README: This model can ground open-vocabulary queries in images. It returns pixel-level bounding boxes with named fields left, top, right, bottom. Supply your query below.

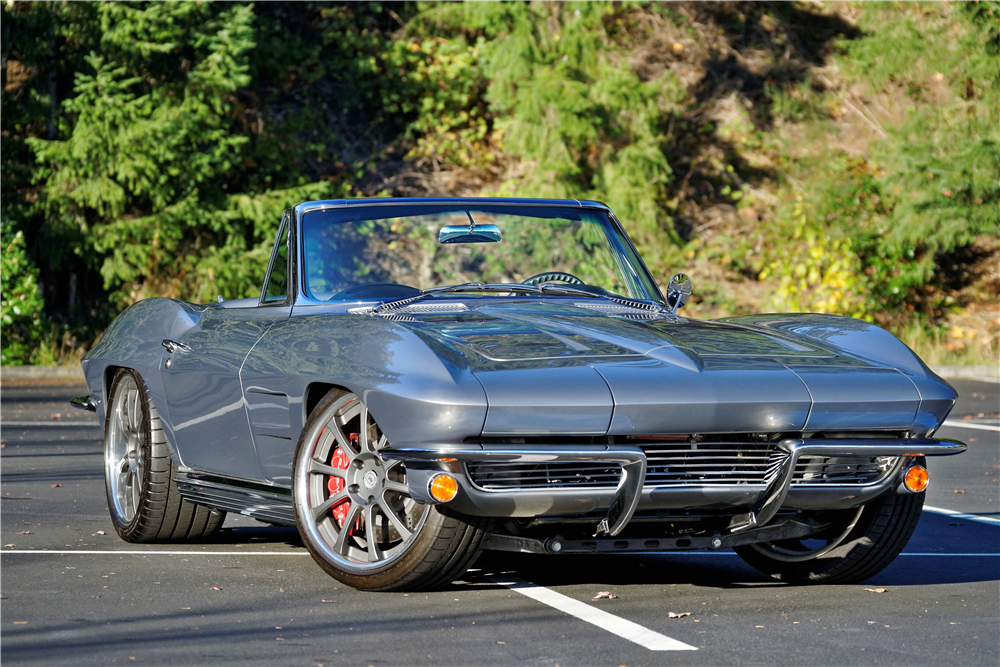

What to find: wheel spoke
left=131, top=473, right=141, bottom=513
left=117, top=406, right=129, bottom=441
left=332, top=503, right=362, bottom=555
left=358, top=406, right=376, bottom=454
left=364, top=505, right=384, bottom=562
left=116, top=463, right=129, bottom=494
left=311, top=491, right=348, bottom=521
left=337, top=401, right=362, bottom=428
left=124, top=389, right=135, bottom=435
left=376, top=494, right=412, bottom=540
left=116, top=471, right=128, bottom=510
left=331, top=426, right=358, bottom=460
left=312, top=426, right=335, bottom=460
left=124, top=472, right=135, bottom=518
left=308, top=459, right=347, bottom=478
left=383, top=480, right=408, bottom=494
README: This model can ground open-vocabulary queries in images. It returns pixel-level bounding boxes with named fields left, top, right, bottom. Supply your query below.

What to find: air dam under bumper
left=383, top=438, right=967, bottom=536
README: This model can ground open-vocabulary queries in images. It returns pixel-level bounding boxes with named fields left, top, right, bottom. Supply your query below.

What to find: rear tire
left=293, top=388, right=491, bottom=591
left=104, top=368, right=226, bottom=542
left=734, top=484, right=924, bottom=584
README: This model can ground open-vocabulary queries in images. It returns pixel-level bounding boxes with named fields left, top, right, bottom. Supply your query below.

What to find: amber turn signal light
left=904, top=465, right=929, bottom=493
left=429, top=474, right=459, bottom=503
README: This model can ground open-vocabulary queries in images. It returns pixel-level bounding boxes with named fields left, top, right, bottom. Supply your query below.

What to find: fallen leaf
left=51, top=413, right=61, bottom=421
left=668, top=612, right=691, bottom=618
left=953, top=489, right=967, bottom=494
left=51, top=484, right=62, bottom=488
left=19, top=531, right=30, bottom=535
left=593, top=591, right=618, bottom=600
left=864, top=588, right=887, bottom=593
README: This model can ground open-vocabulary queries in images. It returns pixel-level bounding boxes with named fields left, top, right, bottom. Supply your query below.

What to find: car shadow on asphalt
left=466, top=511, right=999, bottom=590
left=211, top=523, right=304, bottom=549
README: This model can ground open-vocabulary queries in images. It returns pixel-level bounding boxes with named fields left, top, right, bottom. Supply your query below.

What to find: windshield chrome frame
left=289, top=198, right=665, bottom=308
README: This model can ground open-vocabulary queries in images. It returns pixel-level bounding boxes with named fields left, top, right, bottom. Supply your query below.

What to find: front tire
left=293, top=389, right=491, bottom=591
left=104, top=368, right=225, bottom=542
left=734, top=484, right=924, bottom=584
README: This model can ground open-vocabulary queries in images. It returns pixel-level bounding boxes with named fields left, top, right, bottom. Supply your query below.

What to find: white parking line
left=942, top=420, right=1000, bottom=433
left=924, top=505, right=1000, bottom=526
left=0, top=421, right=99, bottom=427
left=485, top=573, right=697, bottom=651
left=5, top=550, right=992, bottom=557
left=1, top=550, right=309, bottom=555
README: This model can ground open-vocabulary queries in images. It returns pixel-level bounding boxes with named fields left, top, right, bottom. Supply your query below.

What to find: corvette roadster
left=73, top=197, right=965, bottom=591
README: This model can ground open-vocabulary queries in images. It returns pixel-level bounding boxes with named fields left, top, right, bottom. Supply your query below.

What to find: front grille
left=465, top=439, right=897, bottom=491
left=791, top=456, right=893, bottom=485
left=467, top=462, right=621, bottom=490
left=642, top=442, right=776, bottom=486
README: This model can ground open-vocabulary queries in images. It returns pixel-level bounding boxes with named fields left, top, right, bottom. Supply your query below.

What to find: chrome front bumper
left=384, top=437, right=967, bottom=536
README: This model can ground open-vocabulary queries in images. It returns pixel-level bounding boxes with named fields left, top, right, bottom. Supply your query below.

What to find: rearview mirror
left=666, top=273, right=692, bottom=313
left=438, top=224, right=502, bottom=244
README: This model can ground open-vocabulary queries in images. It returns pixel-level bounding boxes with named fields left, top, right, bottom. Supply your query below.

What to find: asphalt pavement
left=1, top=378, right=997, bottom=666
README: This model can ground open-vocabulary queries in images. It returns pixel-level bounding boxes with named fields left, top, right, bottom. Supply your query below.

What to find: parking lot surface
left=2, top=378, right=997, bottom=666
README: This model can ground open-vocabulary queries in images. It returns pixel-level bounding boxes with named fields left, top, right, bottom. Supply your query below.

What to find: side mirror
left=665, top=273, right=692, bottom=313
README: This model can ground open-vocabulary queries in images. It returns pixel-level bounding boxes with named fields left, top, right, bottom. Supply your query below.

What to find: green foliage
left=840, top=1, right=1000, bottom=273
left=1, top=220, right=46, bottom=365
left=379, top=37, right=492, bottom=167
left=27, top=2, right=332, bottom=308
left=453, top=2, right=685, bottom=273
left=4, top=0, right=997, bottom=365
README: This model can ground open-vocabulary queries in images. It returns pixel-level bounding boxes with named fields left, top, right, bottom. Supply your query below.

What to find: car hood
left=385, top=299, right=945, bottom=436
left=402, top=300, right=835, bottom=362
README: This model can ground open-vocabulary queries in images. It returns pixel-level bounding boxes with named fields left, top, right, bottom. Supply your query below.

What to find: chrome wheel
left=294, top=393, right=428, bottom=573
left=105, top=374, right=147, bottom=523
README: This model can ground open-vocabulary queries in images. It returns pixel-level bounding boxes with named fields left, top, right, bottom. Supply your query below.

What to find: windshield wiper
left=370, top=281, right=666, bottom=315
left=372, top=283, right=546, bottom=314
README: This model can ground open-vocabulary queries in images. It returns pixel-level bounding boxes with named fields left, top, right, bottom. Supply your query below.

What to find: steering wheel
left=520, top=271, right=585, bottom=286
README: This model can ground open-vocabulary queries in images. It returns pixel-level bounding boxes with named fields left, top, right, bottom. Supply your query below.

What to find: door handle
left=162, top=339, right=192, bottom=354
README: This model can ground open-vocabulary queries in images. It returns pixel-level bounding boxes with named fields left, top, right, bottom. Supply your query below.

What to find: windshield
left=300, top=204, right=660, bottom=302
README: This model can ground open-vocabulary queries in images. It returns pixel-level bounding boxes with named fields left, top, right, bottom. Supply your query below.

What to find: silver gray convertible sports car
left=73, top=198, right=966, bottom=591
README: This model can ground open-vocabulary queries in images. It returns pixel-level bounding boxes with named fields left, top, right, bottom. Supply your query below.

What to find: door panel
left=160, top=306, right=289, bottom=481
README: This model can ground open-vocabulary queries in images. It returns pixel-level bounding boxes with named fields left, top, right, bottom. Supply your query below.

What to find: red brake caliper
left=326, top=433, right=359, bottom=528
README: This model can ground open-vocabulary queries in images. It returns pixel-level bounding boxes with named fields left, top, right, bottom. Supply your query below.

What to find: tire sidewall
left=104, top=368, right=153, bottom=541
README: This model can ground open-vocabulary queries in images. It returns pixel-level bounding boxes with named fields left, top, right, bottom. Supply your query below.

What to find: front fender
left=81, top=297, right=203, bottom=448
